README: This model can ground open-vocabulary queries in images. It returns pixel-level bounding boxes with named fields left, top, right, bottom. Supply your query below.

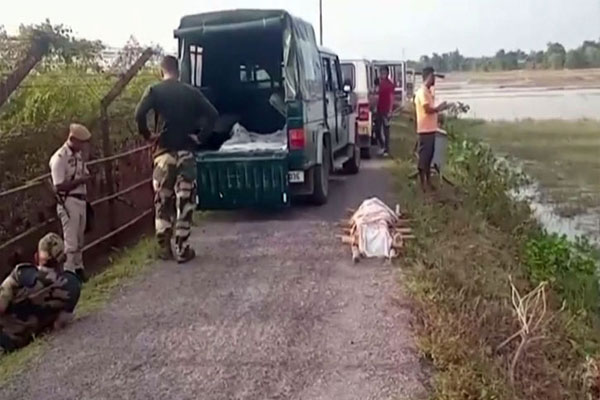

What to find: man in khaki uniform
left=0, top=233, right=82, bottom=353
left=49, top=124, right=93, bottom=282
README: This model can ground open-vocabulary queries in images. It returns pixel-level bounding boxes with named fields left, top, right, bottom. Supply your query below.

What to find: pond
left=513, top=183, right=600, bottom=245
left=438, top=84, right=600, bottom=243
left=438, top=86, right=600, bottom=121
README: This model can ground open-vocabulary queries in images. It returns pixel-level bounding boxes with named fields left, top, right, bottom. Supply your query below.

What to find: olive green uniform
left=135, top=79, right=217, bottom=258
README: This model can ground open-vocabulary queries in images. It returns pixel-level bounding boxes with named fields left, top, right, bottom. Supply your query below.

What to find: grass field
left=455, top=118, right=600, bottom=218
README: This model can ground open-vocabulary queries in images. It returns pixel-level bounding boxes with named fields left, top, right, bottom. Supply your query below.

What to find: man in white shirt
left=49, top=124, right=93, bottom=282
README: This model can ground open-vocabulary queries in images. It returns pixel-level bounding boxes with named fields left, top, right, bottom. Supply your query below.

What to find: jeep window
left=240, top=65, right=249, bottom=82
left=239, top=64, right=276, bottom=89
left=392, top=67, right=403, bottom=87
left=322, top=57, right=333, bottom=91
left=332, top=58, right=342, bottom=91
left=190, top=45, right=203, bottom=87
left=256, top=69, right=270, bottom=82
left=341, top=63, right=356, bottom=90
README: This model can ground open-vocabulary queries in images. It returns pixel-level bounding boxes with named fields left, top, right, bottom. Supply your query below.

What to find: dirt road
left=0, top=159, right=427, bottom=400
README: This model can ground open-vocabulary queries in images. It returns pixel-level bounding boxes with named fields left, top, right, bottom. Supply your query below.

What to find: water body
left=437, top=86, right=600, bottom=121
left=437, top=84, right=600, bottom=242
left=513, top=183, right=600, bottom=245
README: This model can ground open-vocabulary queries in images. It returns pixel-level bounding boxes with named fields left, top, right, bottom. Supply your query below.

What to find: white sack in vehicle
left=218, top=123, right=287, bottom=153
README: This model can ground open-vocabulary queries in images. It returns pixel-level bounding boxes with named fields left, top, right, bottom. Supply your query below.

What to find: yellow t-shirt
left=414, top=85, right=438, bottom=133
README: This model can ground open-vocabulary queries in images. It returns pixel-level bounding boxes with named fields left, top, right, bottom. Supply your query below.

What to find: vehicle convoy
left=340, top=59, right=375, bottom=158
left=174, top=10, right=359, bottom=209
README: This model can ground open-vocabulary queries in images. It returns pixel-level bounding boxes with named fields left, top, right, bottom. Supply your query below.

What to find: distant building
left=99, top=45, right=168, bottom=73
left=99, top=47, right=122, bottom=70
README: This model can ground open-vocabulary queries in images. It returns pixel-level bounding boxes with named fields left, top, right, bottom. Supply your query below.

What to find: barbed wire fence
left=0, top=36, right=160, bottom=278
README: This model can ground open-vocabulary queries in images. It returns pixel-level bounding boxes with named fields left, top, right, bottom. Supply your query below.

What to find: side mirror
left=343, top=79, right=353, bottom=94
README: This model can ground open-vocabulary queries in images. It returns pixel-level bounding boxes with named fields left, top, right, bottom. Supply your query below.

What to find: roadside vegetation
left=457, top=118, right=600, bottom=218
left=0, top=21, right=161, bottom=191
left=0, top=21, right=160, bottom=246
left=391, top=117, right=600, bottom=399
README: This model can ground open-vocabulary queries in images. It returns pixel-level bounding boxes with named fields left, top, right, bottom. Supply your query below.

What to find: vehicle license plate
left=358, top=125, right=370, bottom=135
left=288, top=171, right=305, bottom=183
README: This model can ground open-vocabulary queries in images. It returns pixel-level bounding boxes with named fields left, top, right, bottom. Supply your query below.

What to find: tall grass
left=0, top=67, right=158, bottom=190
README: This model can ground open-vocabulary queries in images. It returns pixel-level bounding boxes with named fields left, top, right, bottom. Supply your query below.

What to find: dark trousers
left=418, top=132, right=436, bottom=171
left=374, top=112, right=391, bottom=152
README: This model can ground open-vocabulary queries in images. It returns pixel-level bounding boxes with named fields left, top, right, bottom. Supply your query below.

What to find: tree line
left=410, top=39, right=600, bottom=72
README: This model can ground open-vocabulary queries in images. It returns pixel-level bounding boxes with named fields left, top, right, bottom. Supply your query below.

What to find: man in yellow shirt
left=414, top=67, right=450, bottom=192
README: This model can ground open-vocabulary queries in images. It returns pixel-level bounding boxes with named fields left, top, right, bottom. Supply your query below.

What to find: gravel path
left=0, top=159, right=427, bottom=400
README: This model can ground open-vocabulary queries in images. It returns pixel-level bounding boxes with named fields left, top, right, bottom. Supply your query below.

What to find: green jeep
left=174, top=9, right=360, bottom=209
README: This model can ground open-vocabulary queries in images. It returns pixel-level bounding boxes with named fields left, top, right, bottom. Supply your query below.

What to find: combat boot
left=156, top=230, right=173, bottom=261
left=157, top=244, right=173, bottom=261
left=176, top=246, right=196, bottom=264
left=75, top=268, right=88, bottom=283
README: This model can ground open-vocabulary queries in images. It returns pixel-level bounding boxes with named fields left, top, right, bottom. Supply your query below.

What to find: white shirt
left=49, top=143, right=88, bottom=195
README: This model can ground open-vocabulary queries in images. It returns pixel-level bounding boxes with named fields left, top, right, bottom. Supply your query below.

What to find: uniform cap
left=38, top=233, right=65, bottom=261
left=69, top=123, right=92, bottom=142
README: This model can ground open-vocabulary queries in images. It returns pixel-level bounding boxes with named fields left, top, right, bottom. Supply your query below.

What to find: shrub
left=525, top=233, right=599, bottom=313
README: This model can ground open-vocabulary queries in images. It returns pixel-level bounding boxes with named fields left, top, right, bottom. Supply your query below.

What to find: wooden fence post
left=0, top=35, right=50, bottom=109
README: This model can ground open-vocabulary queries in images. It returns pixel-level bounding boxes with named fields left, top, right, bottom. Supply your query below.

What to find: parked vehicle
left=341, top=59, right=375, bottom=158
left=370, top=60, right=408, bottom=107
left=405, top=68, right=416, bottom=100
left=174, top=9, right=359, bottom=209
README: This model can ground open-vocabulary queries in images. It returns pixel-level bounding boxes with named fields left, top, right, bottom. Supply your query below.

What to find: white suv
left=341, top=59, right=375, bottom=158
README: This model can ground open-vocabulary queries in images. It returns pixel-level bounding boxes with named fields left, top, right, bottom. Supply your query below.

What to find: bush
left=525, top=233, right=599, bottom=313
left=446, top=130, right=531, bottom=233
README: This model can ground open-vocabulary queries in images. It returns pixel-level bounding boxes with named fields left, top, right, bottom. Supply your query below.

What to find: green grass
left=390, top=118, right=600, bottom=399
left=455, top=118, right=600, bottom=215
left=76, top=238, right=158, bottom=316
left=0, top=237, right=158, bottom=384
left=0, top=339, right=45, bottom=386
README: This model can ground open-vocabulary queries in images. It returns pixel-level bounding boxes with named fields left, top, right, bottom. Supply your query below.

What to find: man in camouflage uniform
left=135, top=55, right=218, bottom=263
left=0, top=233, right=82, bottom=353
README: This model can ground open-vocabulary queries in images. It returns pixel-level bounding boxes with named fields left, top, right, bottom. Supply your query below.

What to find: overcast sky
left=3, top=0, right=599, bottom=59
